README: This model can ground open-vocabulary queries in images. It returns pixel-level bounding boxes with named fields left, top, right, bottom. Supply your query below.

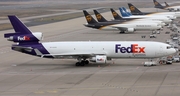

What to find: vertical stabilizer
left=93, top=10, right=108, bottom=22
left=164, top=2, right=170, bottom=7
left=83, top=10, right=98, bottom=24
left=8, top=16, right=32, bottom=34
left=128, top=3, right=143, bottom=14
left=119, top=7, right=130, bottom=17
left=153, top=0, right=164, bottom=8
left=4, top=15, right=41, bottom=44
left=110, top=8, right=123, bottom=20
left=122, top=7, right=132, bottom=16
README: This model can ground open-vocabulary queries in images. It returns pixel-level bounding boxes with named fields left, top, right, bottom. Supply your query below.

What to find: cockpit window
left=167, top=46, right=173, bottom=49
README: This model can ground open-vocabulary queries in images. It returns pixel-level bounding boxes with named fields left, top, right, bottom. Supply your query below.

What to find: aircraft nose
left=170, top=48, right=177, bottom=55
left=158, top=25, right=163, bottom=29
left=168, top=19, right=172, bottom=22
left=161, top=22, right=166, bottom=26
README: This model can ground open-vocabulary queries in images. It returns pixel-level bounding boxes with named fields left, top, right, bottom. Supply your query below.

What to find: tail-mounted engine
left=4, top=32, right=43, bottom=43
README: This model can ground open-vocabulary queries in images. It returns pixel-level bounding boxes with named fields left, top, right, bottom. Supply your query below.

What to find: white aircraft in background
left=94, top=9, right=166, bottom=27
left=153, top=0, right=180, bottom=11
left=128, top=3, right=180, bottom=18
left=119, top=7, right=173, bottom=24
left=164, top=2, right=180, bottom=11
left=4, top=15, right=176, bottom=66
left=83, top=10, right=162, bottom=33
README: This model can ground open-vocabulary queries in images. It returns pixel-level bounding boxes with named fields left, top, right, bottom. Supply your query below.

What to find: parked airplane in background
left=4, top=16, right=177, bottom=66
left=128, top=3, right=180, bottom=18
left=83, top=10, right=162, bottom=33
left=93, top=9, right=165, bottom=27
left=119, top=7, right=172, bottom=24
left=153, top=0, right=180, bottom=11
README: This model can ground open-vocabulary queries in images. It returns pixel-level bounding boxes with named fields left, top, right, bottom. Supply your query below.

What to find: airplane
left=128, top=3, right=180, bottom=18
left=119, top=7, right=173, bottom=24
left=93, top=9, right=166, bottom=27
left=83, top=10, right=162, bottom=33
left=153, top=0, right=180, bottom=11
left=122, top=7, right=176, bottom=20
left=4, top=15, right=177, bottom=66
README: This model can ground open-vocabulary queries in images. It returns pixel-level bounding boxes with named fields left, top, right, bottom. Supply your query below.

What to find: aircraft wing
left=34, top=49, right=106, bottom=59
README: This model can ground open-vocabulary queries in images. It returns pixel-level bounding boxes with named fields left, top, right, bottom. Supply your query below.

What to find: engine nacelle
left=90, top=55, right=107, bottom=63
left=6, top=32, right=43, bottom=42
left=126, top=28, right=135, bottom=33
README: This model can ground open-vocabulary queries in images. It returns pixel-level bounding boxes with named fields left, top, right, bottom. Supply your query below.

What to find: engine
left=6, top=32, right=43, bottom=42
left=90, top=55, right=107, bottom=63
left=126, top=28, right=135, bottom=33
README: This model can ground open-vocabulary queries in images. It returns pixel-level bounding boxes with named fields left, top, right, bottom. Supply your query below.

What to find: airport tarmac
left=0, top=7, right=180, bottom=96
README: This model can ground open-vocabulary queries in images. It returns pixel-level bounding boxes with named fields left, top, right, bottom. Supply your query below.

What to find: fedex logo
left=115, top=44, right=145, bottom=53
left=17, top=36, right=30, bottom=41
left=97, top=58, right=104, bottom=61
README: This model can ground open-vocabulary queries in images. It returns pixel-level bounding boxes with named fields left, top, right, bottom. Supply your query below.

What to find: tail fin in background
left=122, top=7, right=132, bottom=16
left=110, top=8, right=123, bottom=20
left=83, top=10, right=98, bottom=24
left=153, top=0, right=164, bottom=8
left=128, top=3, right=143, bottom=14
left=164, top=2, right=170, bottom=7
left=93, top=10, right=108, bottom=22
left=119, top=7, right=130, bottom=17
left=4, top=16, right=41, bottom=44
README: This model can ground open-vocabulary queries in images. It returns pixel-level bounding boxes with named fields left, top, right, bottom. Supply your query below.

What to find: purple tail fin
left=8, top=16, right=32, bottom=34
left=4, top=15, right=42, bottom=44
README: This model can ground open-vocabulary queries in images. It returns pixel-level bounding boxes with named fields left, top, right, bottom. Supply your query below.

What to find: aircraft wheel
left=80, top=61, right=85, bottom=66
left=119, top=32, right=125, bottom=34
left=85, top=60, right=89, bottom=64
left=76, top=62, right=80, bottom=66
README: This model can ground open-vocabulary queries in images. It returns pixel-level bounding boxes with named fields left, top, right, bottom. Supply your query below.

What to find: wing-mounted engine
left=126, top=28, right=135, bottom=33
left=4, top=32, right=43, bottom=43
left=90, top=55, right=107, bottom=63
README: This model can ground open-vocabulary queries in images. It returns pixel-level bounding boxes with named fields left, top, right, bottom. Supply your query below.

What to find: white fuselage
left=148, top=12, right=180, bottom=18
left=166, top=6, right=180, bottom=11
left=123, top=15, right=172, bottom=24
left=100, top=22, right=161, bottom=31
left=41, top=41, right=176, bottom=59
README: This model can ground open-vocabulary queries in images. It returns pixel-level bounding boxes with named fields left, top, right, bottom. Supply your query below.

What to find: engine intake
left=126, top=28, right=135, bottom=33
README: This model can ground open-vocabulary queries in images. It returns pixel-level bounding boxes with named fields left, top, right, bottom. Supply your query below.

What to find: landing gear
left=119, top=31, right=125, bottom=34
left=75, top=60, right=89, bottom=66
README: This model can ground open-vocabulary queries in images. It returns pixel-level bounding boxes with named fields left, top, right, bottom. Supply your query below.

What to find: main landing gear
left=75, top=60, right=89, bottom=66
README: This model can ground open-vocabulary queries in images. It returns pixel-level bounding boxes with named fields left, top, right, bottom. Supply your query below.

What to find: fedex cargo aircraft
left=4, top=16, right=176, bottom=66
